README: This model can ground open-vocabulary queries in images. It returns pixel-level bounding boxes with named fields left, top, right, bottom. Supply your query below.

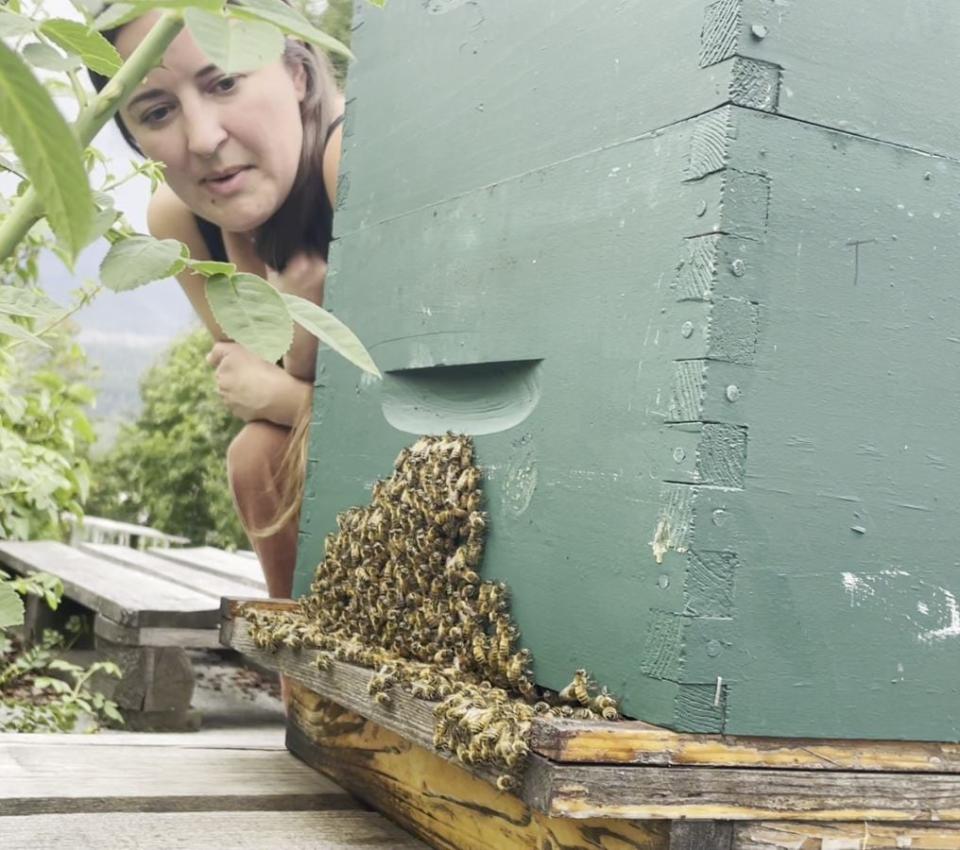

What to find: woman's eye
left=142, top=106, right=172, bottom=125
left=213, top=76, right=240, bottom=94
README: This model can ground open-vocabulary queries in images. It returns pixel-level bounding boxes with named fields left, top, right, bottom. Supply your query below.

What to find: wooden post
left=669, top=822, right=734, bottom=849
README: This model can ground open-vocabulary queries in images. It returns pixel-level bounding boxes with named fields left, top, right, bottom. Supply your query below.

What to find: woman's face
left=115, top=13, right=307, bottom=233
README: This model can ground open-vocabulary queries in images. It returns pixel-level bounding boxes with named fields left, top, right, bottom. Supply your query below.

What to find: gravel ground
left=189, top=650, right=285, bottom=730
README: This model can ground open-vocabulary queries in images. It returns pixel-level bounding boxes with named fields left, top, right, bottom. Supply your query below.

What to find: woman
left=89, top=11, right=344, bottom=613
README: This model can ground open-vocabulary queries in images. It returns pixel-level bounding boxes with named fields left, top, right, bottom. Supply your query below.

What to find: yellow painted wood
left=287, top=684, right=669, bottom=850
left=533, top=719, right=960, bottom=773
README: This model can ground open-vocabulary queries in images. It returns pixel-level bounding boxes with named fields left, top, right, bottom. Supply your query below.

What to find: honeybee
left=559, top=669, right=592, bottom=707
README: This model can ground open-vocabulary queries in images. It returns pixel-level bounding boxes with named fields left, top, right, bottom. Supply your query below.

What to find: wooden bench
left=0, top=541, right=267, bottom=730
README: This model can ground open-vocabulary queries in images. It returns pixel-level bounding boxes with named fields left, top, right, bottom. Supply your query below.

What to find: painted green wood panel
left=296, top=0, right=960, bottom=739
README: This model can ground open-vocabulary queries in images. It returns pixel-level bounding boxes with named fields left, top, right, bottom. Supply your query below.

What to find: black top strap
left=325, top=112, right=345, bottom=144
left=195, top=215, right=228, bottom=264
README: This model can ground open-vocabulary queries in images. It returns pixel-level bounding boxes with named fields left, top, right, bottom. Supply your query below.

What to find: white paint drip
left=841, top=569, right=909, bottom=607
left=842, top=572, right=874, bottom=607
left=919, top=588, right=960, bottom=643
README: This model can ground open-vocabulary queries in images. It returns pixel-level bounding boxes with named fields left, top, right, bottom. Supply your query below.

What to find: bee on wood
left=558, top=669, right=592, bottom=707
left=590, top=689, right=620, bottom=721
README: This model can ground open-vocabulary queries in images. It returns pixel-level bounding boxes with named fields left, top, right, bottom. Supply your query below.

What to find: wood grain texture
left=736, top=821, right=960, bottom=849
left=0, top=738, right=355, bottom=815
left=671, top=821, right=734, bottom=850
left=94, top=615, right=222, bottom=649
left=0, top=729, right=284, bottom=750
left=150, top=547, right=266, bottom=589
left=528, top=759, right=960, bottom=821
left=0, top=541, right=216, bottom=628
left=221, top=613, right=507, bottom=779
left=287, top=684, right=669, bottom=850
left=531, top=719, right=960, bottom=774
left=0, top=811, right=428, bottom=850
left=81, top=544, right=266, bottom=602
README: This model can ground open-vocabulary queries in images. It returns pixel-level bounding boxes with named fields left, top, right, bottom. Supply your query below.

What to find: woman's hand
left=267, top=252, right=327, bottom=304
left=207, top=341, right=311, bottom=426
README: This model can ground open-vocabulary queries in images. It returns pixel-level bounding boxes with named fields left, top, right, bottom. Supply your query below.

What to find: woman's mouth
left=202, top=166, right=253, bottom=196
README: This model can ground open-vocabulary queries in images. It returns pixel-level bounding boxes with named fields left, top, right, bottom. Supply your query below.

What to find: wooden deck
left=0, top=656, right=428, bottom=849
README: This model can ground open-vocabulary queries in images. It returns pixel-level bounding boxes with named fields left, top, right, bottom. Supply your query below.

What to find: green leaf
left=95, top=0, right=224, bottom=29
left=231, top=0, right=354, bottom=60
left=33, top=676, right=71, bottom=694
left=205, top=273, right=292, bottom=363
left=93, top=3, right=138, bottom=30
left=100, top=235, right=185, bottom=292
left=282, top=293, right=380, bottom=377
left=84, top=204, right=120, bottom=247
left=0, top=41, right=93, bottom=261
left=22, top=42, right=83, bottom=73
left=365, top=0, right=387, bottom=6
left=41, top=19, right=123, bottom=77
left=0, top=287, right=61, bottom=320
left=185, top=259, right=236, bottom=277
left=0, top=317, right=50, bottom=348
left=184, top=9, right=284, bottom=73
left=0, top=581, right=24, bottom=629
left=89, top=660, right=122, bottom=678
left=0, top=10, right=36, bottom=38
left=103, top=703, right=124, bottom=723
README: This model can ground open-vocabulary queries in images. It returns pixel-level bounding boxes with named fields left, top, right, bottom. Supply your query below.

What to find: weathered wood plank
left=670, top=821, right=734, bottom=850
left=81, top=544, right=266, bottom=602
left=91, top=639, right=195, bottom=713
left=532, top=719, right=960, bottom=774
left=287, top=684, right=670, bottom=850
left=221, top=612, right=505, bottom=780
left=736, top=821, right=960, bottom=849
left=0, top=811, right=428, bottom=850
left=151, top=546, right=266, bottom=589
left=94, top=615, right=222, bottom=649
left=525, top=758, right=960, bottom=821
left=0, top=542, right=217, bottom=628
left=0, top=730, right=284, bottom=750
left=0, top=740, right=357, bottom=815
left=68, top=515, right=189, bottom=546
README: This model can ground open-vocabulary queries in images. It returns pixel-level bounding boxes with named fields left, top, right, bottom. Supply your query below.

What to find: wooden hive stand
left=0, top=541, right=266, bottom=731
left=224, top=598, right=960, bottom=850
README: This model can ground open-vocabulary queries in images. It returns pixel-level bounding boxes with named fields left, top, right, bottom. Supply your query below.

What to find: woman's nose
left=182, top=103, right=228, bottom=158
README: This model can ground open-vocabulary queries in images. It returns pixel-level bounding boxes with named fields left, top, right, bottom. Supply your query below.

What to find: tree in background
left=0, top=321, right=95, bottom=541
left=86, top=328, right=247, bottom=549
left=314, top=0, right=354, bottom=85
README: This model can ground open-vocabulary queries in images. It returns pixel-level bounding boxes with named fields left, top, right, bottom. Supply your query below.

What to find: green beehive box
left=295, top=0, right=960, bottom=741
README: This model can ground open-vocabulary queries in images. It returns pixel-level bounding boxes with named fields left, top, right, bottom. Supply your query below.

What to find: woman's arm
left=147, top=184, right=309, bottom=427
left=147, top=183, right=231, bottom=341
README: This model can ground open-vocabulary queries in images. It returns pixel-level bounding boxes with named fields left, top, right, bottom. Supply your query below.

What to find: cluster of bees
left=241, top=433, right=620, bottom=788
